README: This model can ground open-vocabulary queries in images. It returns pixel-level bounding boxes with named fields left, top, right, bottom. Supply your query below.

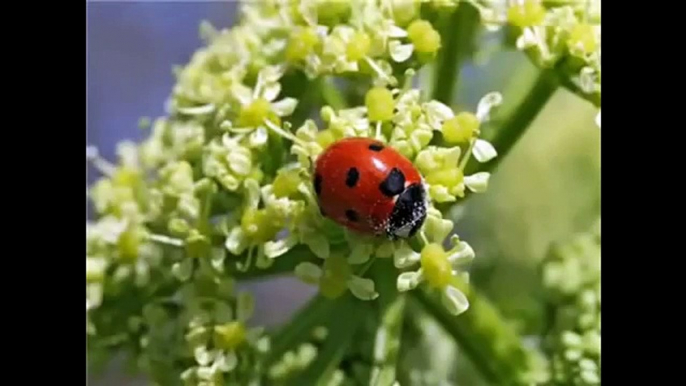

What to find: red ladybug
left=313, top=137, right=428, bottom=239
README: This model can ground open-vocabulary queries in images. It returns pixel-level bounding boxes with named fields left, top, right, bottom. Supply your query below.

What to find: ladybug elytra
left=313, top=137, right=428, bottom=239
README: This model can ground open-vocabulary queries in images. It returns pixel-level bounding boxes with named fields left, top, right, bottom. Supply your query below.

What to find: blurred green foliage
left=462, top=83, right=600, bottom=336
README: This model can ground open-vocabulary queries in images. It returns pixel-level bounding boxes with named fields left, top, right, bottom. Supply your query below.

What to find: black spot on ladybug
left=386, top=183, right=427, bottom=239
left=314, top=174, right=323, bottom=196
left=368, top=142, right=384, bottom=152
left=379, top=168, right=405, bottom=197
left=346, top=167, right=360, bottom=188
left=345, top=209, right=359, bottom=222
left=320, top=206, right=327, bottom=217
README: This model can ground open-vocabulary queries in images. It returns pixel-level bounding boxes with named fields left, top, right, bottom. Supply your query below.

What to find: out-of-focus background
left=86, top=2, right=600, bottom=384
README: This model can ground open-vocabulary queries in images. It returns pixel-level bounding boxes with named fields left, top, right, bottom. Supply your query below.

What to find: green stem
left=264, top=294, right=339, bottom=367
left=411, top=276, right=537, bottom=384
left=227, top=245, right=319, bottom=280
left=431, top=2, right=480, bottom=104
left=285, top=294, right=368, bottom=386
left=321, top=77, right=348, bottom=110
left=464, top=67, right=559, bottom=177
left=368, top=258, right=406, bottom=386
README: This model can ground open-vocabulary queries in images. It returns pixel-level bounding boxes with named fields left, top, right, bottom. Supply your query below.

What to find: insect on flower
left=313, top=137, right=428, bottom=240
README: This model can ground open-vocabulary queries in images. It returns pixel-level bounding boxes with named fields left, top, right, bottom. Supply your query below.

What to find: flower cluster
left=540, top=219, right=601, bottom=384
left=87, top=0, right=504, bottom=383
left=288, top=88, right=502, bottom=309
left=468, top=0, right=601, bottom=127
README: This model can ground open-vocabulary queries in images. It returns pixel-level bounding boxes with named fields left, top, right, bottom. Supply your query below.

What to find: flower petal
left=446, top=237, right=475, bottom=267
left=271, top=97, right=299, bottom=116
left=475, top=91, right=503, bottom=122
left=464, top=172, right=490, bottom=193
left=347, top=276, right=379, bottom=301
left=393, top=242, right=420, bottom=269
left=172, top=258, right=194, bottom=281
left=194, top=346, right=214, bottom=367
left=249, top=126, right=268, bottom=147
left=294, top=262, right=323, bottom=284
left=264, top=234, right=298, bottom=258
left=388, top=25, right=408, bottom=38
left=441, top=285, right=470, bottom=315
left=177, top=104, right=215, bottom=116
left=227, top=148, right=252, bottom=176
left=389, top=41, right=414, bottom=62
left=472, top=139, right=497, bottom=163
left=225, top=227, right=248, bottom=255
left=396, top=270, right=422, bottom=292
left=348, top=242, right=374, bottom=265
left=305, top=232, right=330, bottom=259
left=215, top=350, right=238, bottom=372
left=424, top=100, right=455, bottom=122
left=261, top=82, right=282, bottom=102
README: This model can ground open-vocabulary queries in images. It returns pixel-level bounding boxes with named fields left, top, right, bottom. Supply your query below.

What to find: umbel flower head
left=86, top=1, right=512, bottom=384
left=541, top=219, right=601, bottom=384
left=467, top=0, right=601, bottom=127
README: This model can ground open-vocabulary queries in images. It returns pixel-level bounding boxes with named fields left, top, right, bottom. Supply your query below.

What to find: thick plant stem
left=412, top=276, right=538, bottom=384
left=264, top=294, right=339, bottom=368
left=368, top=258, right=406, bottom=386
left=465, top=67, right=559, bottom=176
left=431, top=2, right=480, bottom=104
left=285, top=294, right=368, bottom=386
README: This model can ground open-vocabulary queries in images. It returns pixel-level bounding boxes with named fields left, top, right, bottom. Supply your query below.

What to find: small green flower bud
left=112, top=166, right=141, bottom=188
left=285, top=27, right=320, bottom=62
left=239, top=98, right=272, bottom=128
left=346, top=31, right=371, bottom=62
left=169, top=218, right=190, bottom=237
left=442, top=112, right=479, bottom=144
left=365, top=87, right=395, bottom=122
left=272, top=169, right=301, bottom=198
left=186, top=229, right=211, bottom=259
left=507, top=0, right=546, bottom=27
left=425, top=168, right=464, bottom=188
left=420, top=243, right=452, bottom=289
left=568, top=23, right=597, bottom=54
left=407, top=19, right=441, bottom=54
left=118, top=226, right=141, bottom=263
left=391, top=0, right=420, bottom=26
left=213, top=321, right=247, bottom=350
left=315, top=129, right=337, bottom=149
left=241, top=208, right=280, bottom=243
left=315, top=0, right=350, bottom=25
left=248, top=167, right=265, bottom=184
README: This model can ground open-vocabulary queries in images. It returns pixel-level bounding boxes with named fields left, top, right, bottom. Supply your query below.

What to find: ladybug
left=313, top=137, right=428, bottom=239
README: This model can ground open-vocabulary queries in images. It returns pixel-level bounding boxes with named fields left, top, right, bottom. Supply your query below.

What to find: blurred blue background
left=87, top=1, right=235, bottom=174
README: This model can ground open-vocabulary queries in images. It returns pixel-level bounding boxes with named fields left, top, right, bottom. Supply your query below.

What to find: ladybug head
left=385, top=182, right=428, bottom=240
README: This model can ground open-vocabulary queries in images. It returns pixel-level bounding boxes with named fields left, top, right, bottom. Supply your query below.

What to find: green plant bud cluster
left=540, top=219, right=601, bottom=385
